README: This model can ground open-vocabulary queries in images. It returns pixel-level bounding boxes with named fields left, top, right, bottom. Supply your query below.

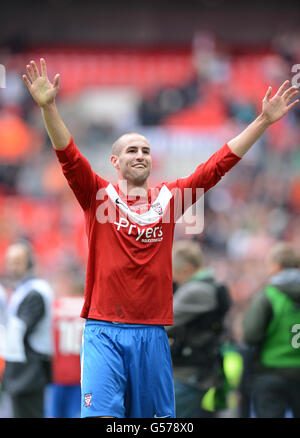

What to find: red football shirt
left=54, top=138, right=240, bottom=325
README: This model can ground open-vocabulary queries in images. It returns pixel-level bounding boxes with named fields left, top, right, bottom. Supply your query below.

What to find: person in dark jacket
left=243, top=242, right=300, bottom=418
left=166, top=240, right=232, bottom=418
left=2, top=241, right=53, bottom=418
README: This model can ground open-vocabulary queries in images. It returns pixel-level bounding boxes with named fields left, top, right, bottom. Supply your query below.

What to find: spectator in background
left=47, top=269, right=85, bottom=418
left=166, top=240, right=232, bottom=418
left=243, top=242, right=300, bottom=418
left=192, top=31, right=231, bottom=85
left=226, top=96, right=257, bottom=125
left=2, top=240, right=53, bottom=418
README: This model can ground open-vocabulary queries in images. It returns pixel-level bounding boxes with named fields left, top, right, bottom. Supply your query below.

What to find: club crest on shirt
left=151, top=202, right=163, bottom=216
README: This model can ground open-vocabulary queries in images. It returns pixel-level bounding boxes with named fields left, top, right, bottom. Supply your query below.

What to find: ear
left=110, top=155, right=119, bottom=170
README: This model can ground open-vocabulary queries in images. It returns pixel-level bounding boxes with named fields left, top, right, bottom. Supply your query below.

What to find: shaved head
left=110, top=131, right=152, bottom=189
left=112, top=132, right=149, bottom=156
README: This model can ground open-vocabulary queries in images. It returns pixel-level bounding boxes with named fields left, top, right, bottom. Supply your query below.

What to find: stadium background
left=0, top=0, right=300, bottom=359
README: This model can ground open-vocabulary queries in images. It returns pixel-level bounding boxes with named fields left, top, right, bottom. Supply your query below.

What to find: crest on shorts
left=84, top=393, right=92, bottom=407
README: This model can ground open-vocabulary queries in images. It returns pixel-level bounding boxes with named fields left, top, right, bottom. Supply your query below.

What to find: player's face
left=112, top=134, right=152, bottom=186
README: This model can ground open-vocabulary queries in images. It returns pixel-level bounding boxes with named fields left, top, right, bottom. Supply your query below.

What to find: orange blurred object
left=0, top=357, right=5, bottom=380
left=0, top=110, right=34, bottom=162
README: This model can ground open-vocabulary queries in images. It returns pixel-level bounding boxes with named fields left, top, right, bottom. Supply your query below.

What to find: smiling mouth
left=132, top=164, right=146, bottom=169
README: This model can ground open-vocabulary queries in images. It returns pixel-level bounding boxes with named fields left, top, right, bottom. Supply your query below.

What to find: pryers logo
left=114, top=217, right=163, bottom=243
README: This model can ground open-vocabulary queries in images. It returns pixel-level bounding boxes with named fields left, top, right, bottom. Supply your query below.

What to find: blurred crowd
left=0, top=30, right=300, bottom=417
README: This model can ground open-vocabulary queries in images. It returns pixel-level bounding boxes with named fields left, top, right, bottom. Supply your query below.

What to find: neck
left=118, top=179, right=148, bottom=200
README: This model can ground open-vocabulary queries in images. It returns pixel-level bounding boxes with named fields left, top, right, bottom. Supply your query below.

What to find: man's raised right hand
left=23, top=58, right=60, bottom=108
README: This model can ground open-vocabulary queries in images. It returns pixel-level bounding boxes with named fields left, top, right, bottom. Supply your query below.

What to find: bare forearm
left=41, top=102, right=71, bottom=149
left=227, top=113, right=270, bottom=158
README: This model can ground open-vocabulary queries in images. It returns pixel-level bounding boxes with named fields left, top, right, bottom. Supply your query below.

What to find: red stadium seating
left=17, top=47, right=196, bottom=96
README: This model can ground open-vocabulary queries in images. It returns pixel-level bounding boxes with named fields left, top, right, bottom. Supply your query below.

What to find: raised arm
left=22, top=58, right=71, bottom=149
left=23, top=58, right=106, bottom=210
left=228, top=81, right=299, bottom=157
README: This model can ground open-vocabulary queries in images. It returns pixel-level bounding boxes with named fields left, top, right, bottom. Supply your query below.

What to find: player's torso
left=83, top=181, right=176, bottom=324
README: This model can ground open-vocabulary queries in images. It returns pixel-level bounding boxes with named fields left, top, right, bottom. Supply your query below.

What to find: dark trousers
left=252, top=374, right=300, bottom=418
left=11, top=389, right=45, bottom=418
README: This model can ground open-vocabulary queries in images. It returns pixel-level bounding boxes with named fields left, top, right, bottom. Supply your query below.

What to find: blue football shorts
left=80, top=319, right=175, bottom=418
